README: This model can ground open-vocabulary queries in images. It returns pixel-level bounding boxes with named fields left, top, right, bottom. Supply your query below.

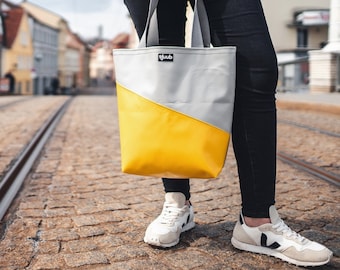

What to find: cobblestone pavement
left=0, top=95, right=339, bottom=269
left=277, top=109, right=340, bottom=176
left=0, top=96, right=30, bottom=107
left=0, top=96, right=69, bottom=179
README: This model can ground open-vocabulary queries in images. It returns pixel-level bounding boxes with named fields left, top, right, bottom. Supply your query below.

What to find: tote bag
left=113, top=0, right=236, bottom=178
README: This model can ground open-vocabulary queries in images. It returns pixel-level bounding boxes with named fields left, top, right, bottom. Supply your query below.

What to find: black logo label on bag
left=158, top=53, right=174, bottom=62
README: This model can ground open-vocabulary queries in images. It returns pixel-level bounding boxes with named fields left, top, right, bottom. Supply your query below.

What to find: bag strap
left=139, top=0, right=211, bottom=48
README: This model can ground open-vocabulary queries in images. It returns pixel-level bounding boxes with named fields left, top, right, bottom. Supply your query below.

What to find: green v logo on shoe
left=261, top=233, right=280, bottom=249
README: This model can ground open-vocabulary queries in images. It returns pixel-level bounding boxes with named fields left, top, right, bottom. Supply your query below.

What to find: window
left=297, top=28, right=308, bottom=48
left=17, top=55, right=32, bottom=70
left=21, top=32, right=29, bottom=46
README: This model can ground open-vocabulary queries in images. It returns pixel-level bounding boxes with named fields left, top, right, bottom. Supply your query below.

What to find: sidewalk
left=276, top=91, right=340, bottom=114
left=0, top=95, right=338, bottom=269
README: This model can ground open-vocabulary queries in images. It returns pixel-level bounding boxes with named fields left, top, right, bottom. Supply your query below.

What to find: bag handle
left=139, top=0, right=211, bottom=48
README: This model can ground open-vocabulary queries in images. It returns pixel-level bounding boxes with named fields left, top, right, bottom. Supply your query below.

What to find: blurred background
left=0, top=0, right=339, bottom=96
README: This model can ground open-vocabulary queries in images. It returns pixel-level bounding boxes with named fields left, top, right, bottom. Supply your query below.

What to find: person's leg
left=205, top=0, right=332, bottom=265
left=123, top=0, right=193, bottom=248
left=123, top=0, right=149, bottom=39
left=124, top=0, right=190, bottom=200
left=124, top=0, right=186, bottom=46
left=162, top=178, right=191, bottom=200
left=205, top=0, right=277, bottom=219
left=124, top=0, right=190, bottom=199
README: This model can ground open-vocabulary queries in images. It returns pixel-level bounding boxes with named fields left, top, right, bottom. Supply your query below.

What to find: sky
left=11, top=0, right=131, bottom=39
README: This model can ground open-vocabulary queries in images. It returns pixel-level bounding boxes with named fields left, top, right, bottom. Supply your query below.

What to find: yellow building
left=2, top=4, right=33, bottom=94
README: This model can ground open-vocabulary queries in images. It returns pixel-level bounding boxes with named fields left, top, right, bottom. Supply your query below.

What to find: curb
left=276, top=100, right=340, bottom=115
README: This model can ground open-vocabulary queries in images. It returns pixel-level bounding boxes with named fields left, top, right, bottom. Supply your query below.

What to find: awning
left=295, top=10, right=329, bottom=26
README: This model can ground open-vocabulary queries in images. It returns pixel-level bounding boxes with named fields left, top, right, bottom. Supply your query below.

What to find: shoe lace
left=159, top=203, right=185, bottom=226
left=272, top=219, right=306, bottom=243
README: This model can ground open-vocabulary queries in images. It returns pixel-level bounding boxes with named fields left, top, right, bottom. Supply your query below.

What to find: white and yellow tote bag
left=113, top=0, right=236, bottom=178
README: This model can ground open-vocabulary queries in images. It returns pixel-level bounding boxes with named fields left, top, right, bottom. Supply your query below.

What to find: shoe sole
left=231, top=237, right=332, bottom=267
left=144, top=221, right=195, bottom=248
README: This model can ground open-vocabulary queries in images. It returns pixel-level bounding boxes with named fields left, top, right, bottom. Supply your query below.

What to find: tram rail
left=278, top=119, right=340, bottom=138
left=0, top=96, right=33, bottom=110
left=277, top=110, right=339, bottom=186
left=277, top=151, right=340, bottom=187
left=0, top=97, right=73, bottom=220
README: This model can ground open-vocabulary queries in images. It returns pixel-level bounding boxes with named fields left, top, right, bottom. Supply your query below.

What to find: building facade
left=1, top=1, right=34, bottom=94
left=261, top=0, right=331, bottom=92
left=74, top=33, right=91, bottom=89
left=20, top=1, right=90, bottom=94
left=20, top=1, right=59, bottom=95
left=30, top=17, right=59, bottom=95
left=261, top=0, right=330, bottom=59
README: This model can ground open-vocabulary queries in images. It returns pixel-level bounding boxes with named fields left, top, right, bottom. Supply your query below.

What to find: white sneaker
left=231, top=206, right=333, bottom=267
left=144, top=192, right=195, bottom=248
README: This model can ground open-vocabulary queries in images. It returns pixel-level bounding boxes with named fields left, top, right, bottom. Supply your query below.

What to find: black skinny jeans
left=124, top=0, right=278, bottom=218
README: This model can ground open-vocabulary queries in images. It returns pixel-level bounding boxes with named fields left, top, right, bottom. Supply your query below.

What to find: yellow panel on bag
left=116, top=83, right=230, bottom=178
